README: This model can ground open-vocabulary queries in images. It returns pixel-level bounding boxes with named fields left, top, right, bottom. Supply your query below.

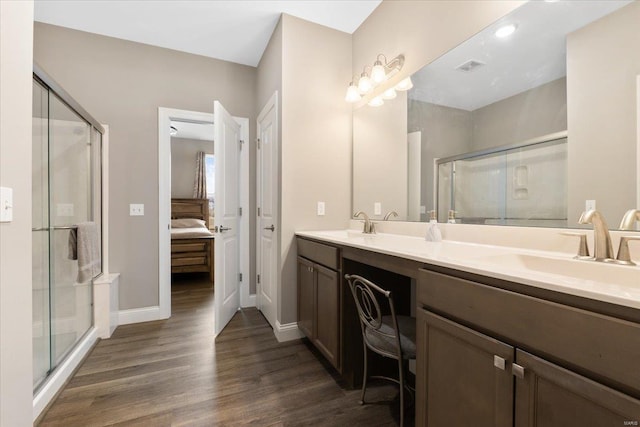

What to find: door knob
left=217, top=226, right=232, bottom=232
left=264, top=225, right=275, bottom=232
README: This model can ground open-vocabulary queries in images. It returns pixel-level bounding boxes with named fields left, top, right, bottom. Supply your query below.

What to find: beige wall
left=472, top=78, right=567, bottom=150
left=279, top=14, right=352, bottom=324
left=352, top=1, right=525, bottom=104
left=0, top=1, right=34, bottom=425
left=170, top=138, right=213, bottom=199
left=567, top=2, right=640, bottom=226
left=256, top=19, right=283, bottom=305
left=34, top=23, right=257, bottom=310
left=354, top=93, right=408, bottom=220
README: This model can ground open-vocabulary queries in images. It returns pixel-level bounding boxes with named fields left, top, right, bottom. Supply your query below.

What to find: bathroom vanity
left=295, top=230, right=640, bottom=425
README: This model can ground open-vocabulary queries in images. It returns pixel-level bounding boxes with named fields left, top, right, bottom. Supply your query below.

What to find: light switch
left=420, top=206, right=426, bottom=214
left=130, top=204, right=144, bottom=216
left=0, top=187, right=13, bottom=222
left=374, top=202, right=382, bottom=216
left=317, top=201, right=325, bottom=216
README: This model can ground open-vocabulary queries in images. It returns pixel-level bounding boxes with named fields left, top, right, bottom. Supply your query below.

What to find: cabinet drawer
left=172, top=241, right=207, bottom=253
left=172, top=254, right=207, bottom=267
left=418, top=268, right=640, bottom=397
left=297, top=238, right=339, bottom=270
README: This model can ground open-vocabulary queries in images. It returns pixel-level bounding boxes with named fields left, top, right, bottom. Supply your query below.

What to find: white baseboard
left=118, top=305, right=166, bottom=325
left=241, top=293, right=256, bottom=308
left=274, top=320, right=304, bottom=342
left=33, top=327, right=98, bottom=421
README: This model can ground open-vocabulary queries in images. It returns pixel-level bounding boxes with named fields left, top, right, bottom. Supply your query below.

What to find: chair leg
left=398, top=358, right=405, bottom=427
left=360, top=343, right=368, bottom=405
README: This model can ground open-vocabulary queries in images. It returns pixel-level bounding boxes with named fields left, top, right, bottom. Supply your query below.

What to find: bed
left=171, top=198, right=214, bottom=282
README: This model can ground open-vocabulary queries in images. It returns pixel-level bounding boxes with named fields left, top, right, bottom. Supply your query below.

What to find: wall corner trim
left=118, top=306, right=167, bottom=326
left=274, top=320, right=304, bottom=342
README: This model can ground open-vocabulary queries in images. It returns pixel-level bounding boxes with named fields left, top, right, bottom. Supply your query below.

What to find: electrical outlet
left=130, top=204, right=144, bottom=216
left=374, top=202, right=382, bottom=216
left=317, top=201, right=325, bottom=216
left=585, top=200, right=596, bottom=211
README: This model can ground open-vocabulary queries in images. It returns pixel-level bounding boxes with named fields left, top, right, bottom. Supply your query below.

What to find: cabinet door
left=514, top=349, right=640, bottom=426
left=297, top=256, right=315, bottom=339
left=314, top=263, right=340, bottom=369
left=416, top=308, right=514, bottom=427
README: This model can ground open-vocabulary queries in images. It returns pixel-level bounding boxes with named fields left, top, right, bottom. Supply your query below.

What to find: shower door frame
left=32, top=64, right=107, bottom=421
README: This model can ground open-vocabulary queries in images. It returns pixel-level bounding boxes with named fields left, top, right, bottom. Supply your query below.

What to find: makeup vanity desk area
left=295, top=230, right=640, bottom=426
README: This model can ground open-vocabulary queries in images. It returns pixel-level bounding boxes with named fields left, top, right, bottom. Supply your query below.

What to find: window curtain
left=193, top=151, right=207, bottom=199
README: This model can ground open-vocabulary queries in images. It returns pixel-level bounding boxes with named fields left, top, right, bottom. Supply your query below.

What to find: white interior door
left=257, top=93, right=278, bottom=329
left=214, top=100, right=241, bottom=337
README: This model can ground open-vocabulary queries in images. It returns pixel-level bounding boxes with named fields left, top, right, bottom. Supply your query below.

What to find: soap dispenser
left=426, top=210, right=442, bottom=242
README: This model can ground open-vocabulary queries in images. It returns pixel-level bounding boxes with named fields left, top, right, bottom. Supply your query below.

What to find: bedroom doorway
left=158, top=107, right=250, bottom=335
left=169, top=120, right=216, bottom=302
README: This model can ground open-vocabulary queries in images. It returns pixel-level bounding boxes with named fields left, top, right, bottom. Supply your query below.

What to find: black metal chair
left=345, top=274, right=416, bottom=427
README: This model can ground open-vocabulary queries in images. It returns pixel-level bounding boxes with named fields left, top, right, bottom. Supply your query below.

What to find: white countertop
left=296, top=229, right=640, bottom=310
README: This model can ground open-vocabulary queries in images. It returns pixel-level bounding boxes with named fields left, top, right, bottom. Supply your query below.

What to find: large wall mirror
left=353, top=0, right=639, bottom=230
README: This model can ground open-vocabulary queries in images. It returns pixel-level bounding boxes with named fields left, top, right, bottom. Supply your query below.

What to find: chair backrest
left=345, top=274, right=399, bottom=348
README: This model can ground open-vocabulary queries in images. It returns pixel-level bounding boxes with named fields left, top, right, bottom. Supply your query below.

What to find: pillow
left=171, top=218, right=206, bottom=229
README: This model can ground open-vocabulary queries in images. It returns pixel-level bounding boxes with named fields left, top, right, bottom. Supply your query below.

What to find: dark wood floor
left=38, top=274, right=403, bottom=426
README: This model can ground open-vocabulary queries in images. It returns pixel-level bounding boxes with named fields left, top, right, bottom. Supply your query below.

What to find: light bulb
left=371, top=61, right=386, bottom=84
left=382, top=88, right=397, bottom=100
left=345, top=83, right=361, bottom=103
left=358, top=73, right=372, bottom=94
left=495, top=24, right=517, bottom=38
left=395, top=77, right=413, bottom=91
left=368, top=96, right=384, bottom=107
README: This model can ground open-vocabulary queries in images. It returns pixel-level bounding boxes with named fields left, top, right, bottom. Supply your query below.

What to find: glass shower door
left=49, top=93, right=93, bottom=367
left=32, top=78, right=96, bottom=392
left=32, top=80, right=50, bottom=390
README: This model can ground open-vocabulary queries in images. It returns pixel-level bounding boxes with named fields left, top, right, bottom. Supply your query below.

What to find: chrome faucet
left=619, top=209, right=640, bottom=230
left=354, top=211, right=375, bottom=234
left=383, top=211, right=398, bottom=221
left=578, top=209, right=614, bottom=261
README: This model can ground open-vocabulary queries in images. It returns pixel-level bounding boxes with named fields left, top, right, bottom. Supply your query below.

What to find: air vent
left=455, top=60, right=486, bottom=72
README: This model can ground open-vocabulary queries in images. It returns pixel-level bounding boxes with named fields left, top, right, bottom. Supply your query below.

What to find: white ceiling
left=34, top=0, right=381, bottom=67
left=171, top=121, right=214, bottom=141
left=410, top=0, right=632, bottom=111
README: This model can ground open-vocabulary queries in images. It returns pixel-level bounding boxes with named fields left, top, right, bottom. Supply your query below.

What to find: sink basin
left=475, top=253, right=640, bottom=288
left=311, top=229, right=375, bottom=239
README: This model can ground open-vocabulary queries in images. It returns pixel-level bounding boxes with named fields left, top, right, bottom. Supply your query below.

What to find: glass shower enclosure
left=32, top=69, right=103, bottom=392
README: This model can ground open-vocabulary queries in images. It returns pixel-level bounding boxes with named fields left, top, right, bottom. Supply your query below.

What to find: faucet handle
left=560, top=231, right=590, bottom=259
left=615, top=236, right=640, bottom=265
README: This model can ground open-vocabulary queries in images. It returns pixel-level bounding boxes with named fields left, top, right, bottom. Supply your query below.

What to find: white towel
left=76, top=222, right=101, bottom=283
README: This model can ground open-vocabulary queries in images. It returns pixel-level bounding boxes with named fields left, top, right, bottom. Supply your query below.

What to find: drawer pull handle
left=512, top=363, right=525, bottom=379
left=494, top=355, right=506, bottom=370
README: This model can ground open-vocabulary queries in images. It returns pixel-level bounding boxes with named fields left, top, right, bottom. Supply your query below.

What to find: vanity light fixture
left=381, top=87, right=397, bottom=100
left=495, top=23, right=517, bottom=38
left=368, top=96, right=384, bottom=107
left=345, top=53, right=406, bottom=103
left=345, top=80, right=362, bottom=103
left=394, top=77, right=413, bottom=91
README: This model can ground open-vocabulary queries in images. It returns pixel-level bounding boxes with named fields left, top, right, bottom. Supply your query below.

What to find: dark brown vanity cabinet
left=297, top=238, right=341, bottom=370
left=416, top=268, right=640, bottom=426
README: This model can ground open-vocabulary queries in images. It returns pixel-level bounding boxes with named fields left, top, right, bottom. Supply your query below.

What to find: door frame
left=158, top=107, right=251, bottom=320
left=256, top=92, right=279, bottom=330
